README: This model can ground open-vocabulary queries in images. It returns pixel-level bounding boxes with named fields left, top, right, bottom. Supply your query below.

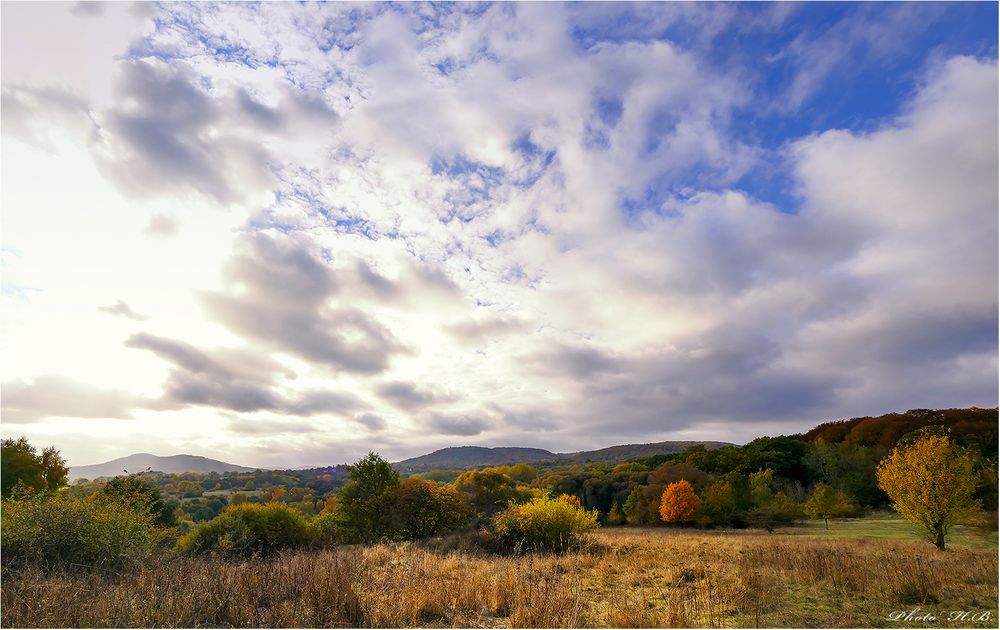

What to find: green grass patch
left=780, top=515, right=997, bottom=548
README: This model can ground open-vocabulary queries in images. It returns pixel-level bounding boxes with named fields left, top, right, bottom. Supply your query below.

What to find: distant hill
left=69, top=453, right=256, bottom=480
left=395, top=446, right=556, bottom=472
left=394, top=440, right=734, bottom=472
left=801, top=407, right=998, bottom=457
left=558, top=440, right=734, bottom=464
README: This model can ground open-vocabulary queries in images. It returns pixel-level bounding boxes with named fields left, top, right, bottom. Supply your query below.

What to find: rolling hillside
left=69, top=453, right=256, bottom=480
left=395, top=440, right=734, bottom=472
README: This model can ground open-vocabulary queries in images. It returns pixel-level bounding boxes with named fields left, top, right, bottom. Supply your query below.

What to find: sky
left=1, top=1, right=997, bottom=469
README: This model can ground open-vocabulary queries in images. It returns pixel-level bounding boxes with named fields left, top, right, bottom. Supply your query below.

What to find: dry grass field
left=2, top=526, right=996, bottom=628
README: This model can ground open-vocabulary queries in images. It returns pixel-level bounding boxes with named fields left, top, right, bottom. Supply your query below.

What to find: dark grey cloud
left=353, top=412, right=388, bottom=431
left=126, top=332, right=362, bottom=417
left=99, top=299, right=148, bottom=321
left=852, top=308, right=998, bottom=366
left=97, top=60, right=337, bottom=204
left=426, top=412, right=492, bottom=436
left=199, top=233, right=405, bottom=373
left=526, top=343, right=622, bottom=380
left=376, top=381, right=443, bottom=410
left=1, top=375, right=141, bottom=423
left=354, top=260, right=402, bottom=299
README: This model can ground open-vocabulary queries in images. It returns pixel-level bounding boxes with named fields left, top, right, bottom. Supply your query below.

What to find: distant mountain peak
left=69, top=453, right=255, bottom=480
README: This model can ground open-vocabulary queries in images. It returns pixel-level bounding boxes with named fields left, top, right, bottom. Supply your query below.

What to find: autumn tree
left=1, top=437, right=68, bottom=498
left=876, top=434, right=979, bottom=550
left=605, top=502, right=625, bottom=525
left=803, top=483, right=856, bottom=529
left=659, top=480, right=701, bottom=523
left=453, top=469, right=531, bottom=519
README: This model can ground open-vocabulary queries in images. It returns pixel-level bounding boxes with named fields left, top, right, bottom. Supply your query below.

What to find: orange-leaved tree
left=659, top=480, right=701, bottom=523
left=876, top=434, right=979, bottom=550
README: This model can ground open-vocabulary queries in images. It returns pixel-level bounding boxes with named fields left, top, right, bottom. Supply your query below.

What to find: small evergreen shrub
left=492, top=496, right=599, bottom=553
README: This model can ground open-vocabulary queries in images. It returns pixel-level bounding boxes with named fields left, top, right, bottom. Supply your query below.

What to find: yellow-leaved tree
left=659, top=480, right=701, bottom=523
left=876, top=434, right=979, bottom=550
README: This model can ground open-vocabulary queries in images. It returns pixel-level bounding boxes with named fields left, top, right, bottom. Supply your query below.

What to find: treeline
left=1, top=447, right=599, bottom=573
left=2, top=407, right=996, bottom=573
left=530, top=408, right=997, bottom=528
left=67, top=466, right=349, bottom=524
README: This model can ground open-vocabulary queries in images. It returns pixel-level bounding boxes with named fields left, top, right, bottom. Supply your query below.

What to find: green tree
left=453, top=469, right=531, bottom=519
left=335, top=452, right=400, bottom=542
left=700, top=480, right=742, bottom=527
left=803, top=483, right=855, bottom=529
left=876, top=435, right=980, bottom=550
left=177, top=480, right=204, bottom=498
left=382, top=478, right=472, bottom=539
left=1, top=437, right=68, bottom=498
left=605, top=502, right=625, bottom=525
left=748, top=468, right=777, bottom=510
left=102, top=473, right=178, bottom=527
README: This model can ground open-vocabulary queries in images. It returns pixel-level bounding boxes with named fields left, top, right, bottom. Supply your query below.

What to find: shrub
left=492, top=496, right=599, bottom=553
left=310, top=510, right=343, bottom=548
left=1, top=493, right=157, bottom=571
left=176, top=502, right=312, bottom=557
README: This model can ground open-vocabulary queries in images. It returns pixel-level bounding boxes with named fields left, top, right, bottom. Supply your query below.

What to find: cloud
left=426, top=412, right=493, bottom=437
left=96, top=59, right=274, bottom=204
left=199, top=233, right=406, bottom=373
left=376, top=381, right=445, bottom=410
left=353, top=412, right=388, bottom=431
left=1, top=3, right=995, bottom=464
left=125, top=332, right=363, bottom=416
left=1, top=375, right=141, bottom=423
left=98, top=299, right=148, bottom=321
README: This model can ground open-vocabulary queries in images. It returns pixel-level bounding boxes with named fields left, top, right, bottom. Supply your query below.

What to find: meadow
left=2, top=521, right=996, bottom=629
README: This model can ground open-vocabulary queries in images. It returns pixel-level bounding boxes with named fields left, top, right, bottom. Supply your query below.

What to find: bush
left=176, top=502, right=312, bottom=557
left=1, top=493, right=157, bottom=572
left=381, top=478, right=472, bottom=540
left=492, top=496, right=599, bottom=553
left=309, top=510, right=343, bottom=548
left=102, top=473, right=178, bottom=527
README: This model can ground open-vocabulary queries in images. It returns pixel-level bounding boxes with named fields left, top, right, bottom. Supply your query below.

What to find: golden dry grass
left=2, top=527, right=996, bottom=628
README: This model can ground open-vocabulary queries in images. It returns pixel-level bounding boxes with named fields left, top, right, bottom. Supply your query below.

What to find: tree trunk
left=935, top=529, right=946, bottom=550
left=824, top=517, right=829, bottom=530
